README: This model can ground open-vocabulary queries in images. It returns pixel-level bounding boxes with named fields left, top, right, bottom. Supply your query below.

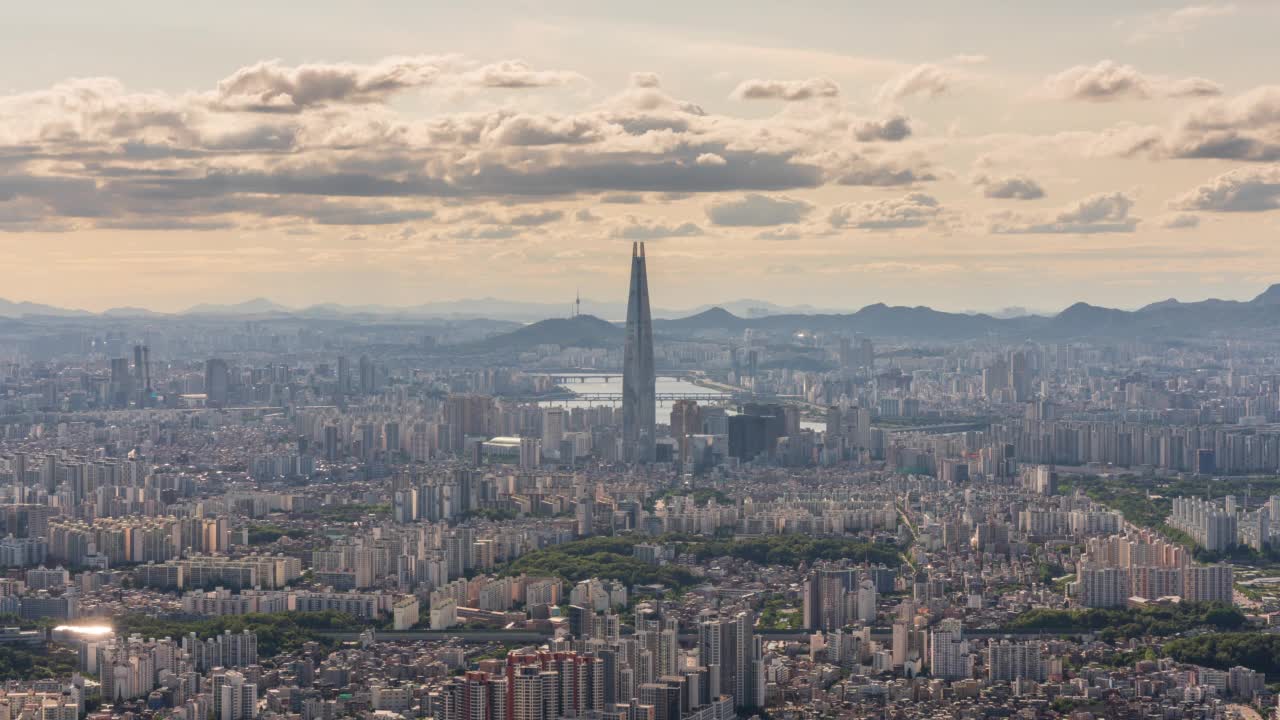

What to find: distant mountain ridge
left=0, top=296, right=846, bottom=321
left=4, top=285, right=1280, bottom=344
left=0, top=298, right=90, bottom=318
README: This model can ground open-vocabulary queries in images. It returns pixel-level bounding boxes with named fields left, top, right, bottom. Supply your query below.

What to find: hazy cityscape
left=4, top=3, right=1280, bottom=720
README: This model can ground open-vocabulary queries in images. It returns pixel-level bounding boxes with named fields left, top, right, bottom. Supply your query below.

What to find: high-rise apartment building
left=205, top=358, right=230, bottom=407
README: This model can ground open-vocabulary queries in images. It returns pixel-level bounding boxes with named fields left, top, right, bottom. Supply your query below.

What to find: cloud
left=974, top=174, right=1046, bottom=200
left=1171, top=165, right=1280, bottom=212
left=1164, top=86, right=1280, bottom=161
left=211, top=56, right=583, bottom=112
left=507, top=209, right=565, bottom=226
left=611, top=218, right=703, bottom=240
left=451, top=226, right=524, bottom=240
left=1128, top=3, right=1237, bottom=44
left=1081, top=86, right=1280, bottom=162
left=0, top=57, right=882, bottom=232
left=991, top=191, right=1139, bottom=234
left=756, top=228, right=806, bottom=241
left=832, top=155, right=936, bottom=186
left=601, top=193, right=646, bottom=204
left=444, top=207, right=564, bottom=226
left=829, top=192, right=941, bottom=230
left=574, top=208, right=601, bottom=223
left=1159, top=213, right=1201, bottom=229
left=875, top=64, right=954, bottom=104
left=730, top=78, right=840, bottom=101
left=852, top=115, right=912, bottom=142
left=486, top=114, right=607, bottom=145
left=705, top=193, right=814, bottom=227
left=461, top=60, right=584, bottom=89
left=1041, top=61, right=1221, bottom=102
left=629, top=72, right=662, bottom=89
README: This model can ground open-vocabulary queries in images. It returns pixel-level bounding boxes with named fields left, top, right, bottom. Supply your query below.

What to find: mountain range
left=458, top=283, right=1280, bottom=351
left=4, top=285, right=1280, bottom=347
left=0, top=296, right=848, bottom=322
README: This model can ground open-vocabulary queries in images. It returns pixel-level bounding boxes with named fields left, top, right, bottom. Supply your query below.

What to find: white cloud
left=705, top=193, right=814, bottom=227
left=212, top=55, right=582, bottom=112
left=974, top=174, right=1046, bottom=200
left=991, top=191, right=1140, bottom=234
left=1172, top=166, right=1280, bottom=212
left=875, top=64, right=954, bottom=104
left=831, top=154, right=936, bottom=186
left=1100, top=85, right=1280, bottom=161
left=1128, top=3, right=1237, bottom=44
left=610, top=217, right=703, bottom=240
left=1041, top=60, right=1221, bottom=102
left=730, top=78, right=840, bottom=101
left=1159, top=213, right=1201, bottom=229
left=829, top=192, right=941, bottom=230
left=629, top=72, right=662, bottom=89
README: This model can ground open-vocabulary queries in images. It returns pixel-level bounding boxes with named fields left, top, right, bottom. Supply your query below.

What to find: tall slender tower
left=622, top=242, right=656, bottom=463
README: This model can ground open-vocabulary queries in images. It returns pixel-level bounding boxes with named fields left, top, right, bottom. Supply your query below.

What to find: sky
left=2, top=0, right=1279, bottom=314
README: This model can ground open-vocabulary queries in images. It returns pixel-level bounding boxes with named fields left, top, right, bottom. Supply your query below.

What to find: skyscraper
left=622, top=242, right=655, bottom=464
left=204, top=358, right=230, bottom=407
left=669, top=400, right=701, bottom=466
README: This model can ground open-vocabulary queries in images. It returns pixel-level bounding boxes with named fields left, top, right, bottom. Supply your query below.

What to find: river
left=538, top=374, right=824, bottom=431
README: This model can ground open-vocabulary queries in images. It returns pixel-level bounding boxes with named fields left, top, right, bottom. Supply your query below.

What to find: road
left=1227, top=704, right=1263, bottom=720
left=320, top=626, right=1097, bottom=645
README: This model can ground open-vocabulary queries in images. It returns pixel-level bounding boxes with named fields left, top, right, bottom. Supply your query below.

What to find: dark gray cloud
left=600, top=193, right=646, bottom=204
left=853, top=115, right=912, bottom=142
left=0, top=174, right=111, bottom=224
left=992, top=191, right=1139, bottom=233
left=705, top=193, right=813, bottom=226
left=975, top=174, right=1046, bottom=200
left=96, top=217, right=238, bottom=231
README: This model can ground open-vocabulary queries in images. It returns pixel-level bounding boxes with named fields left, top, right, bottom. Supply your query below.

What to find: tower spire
left=623, top=242, right=656, bottom=463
